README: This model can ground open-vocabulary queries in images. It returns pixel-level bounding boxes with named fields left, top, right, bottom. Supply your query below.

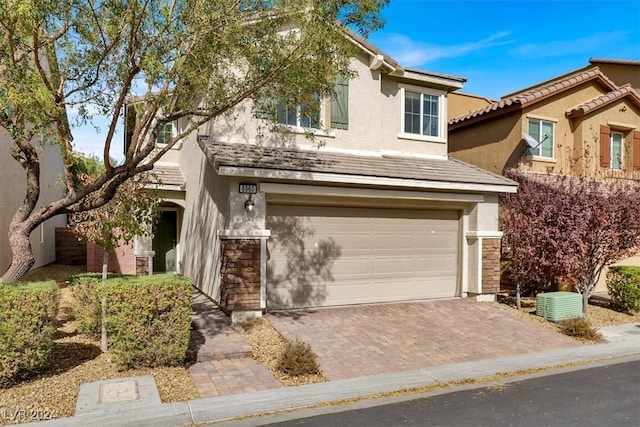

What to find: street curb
left=29, top=325, right=640, bottom=427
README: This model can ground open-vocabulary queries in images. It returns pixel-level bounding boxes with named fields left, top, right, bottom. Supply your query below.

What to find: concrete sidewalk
left=31, top=322, right=640, bottom=427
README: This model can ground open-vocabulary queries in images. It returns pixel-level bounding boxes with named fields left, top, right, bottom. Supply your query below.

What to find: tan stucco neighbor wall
left=0, top=133, right=66, bottom=274
left=592, top=63, right=640, bottom=92
left=449, top=111, right=524, bottom=174
left=448, top=92, right=492, bottom=121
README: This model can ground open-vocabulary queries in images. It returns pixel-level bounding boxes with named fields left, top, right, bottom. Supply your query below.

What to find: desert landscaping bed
left=2, top=265, right=638, bottom=425
left=0, top=265, right=198, bottom=425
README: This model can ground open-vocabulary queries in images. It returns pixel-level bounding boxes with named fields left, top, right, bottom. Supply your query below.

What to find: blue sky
left=74, top=0, right=640, bottom=160
left=370, top=0, right=640, bottom=98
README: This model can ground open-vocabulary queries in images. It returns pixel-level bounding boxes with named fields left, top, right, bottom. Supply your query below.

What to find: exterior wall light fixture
left=239, top=183, right=258, bottom=213
left=245, top=194, right=255, bottom=212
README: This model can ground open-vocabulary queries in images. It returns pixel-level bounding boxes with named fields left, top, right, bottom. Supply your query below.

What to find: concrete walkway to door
left=268, top=299, right=581, bottom=381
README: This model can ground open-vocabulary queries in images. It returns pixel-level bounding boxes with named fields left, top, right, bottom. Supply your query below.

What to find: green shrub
left=607, top=266, right=640, bottom=312
left=0, top=282, right=57, bottom=386
left=70, top=275, right=102, bottom=338
left=560, top=317, right=603, bottom=342
left=98, top=275, right=192, bottom=370
left=277, top=339, right=320, bottom=376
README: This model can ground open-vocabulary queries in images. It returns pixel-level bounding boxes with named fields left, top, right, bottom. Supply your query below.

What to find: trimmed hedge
left=0, top=282, right=57, bottom=386
left=69, top=274, right=103, bottom=338
left=607, top=266, right=640, bottom=312
left=97, top=275, right=192, bottom=370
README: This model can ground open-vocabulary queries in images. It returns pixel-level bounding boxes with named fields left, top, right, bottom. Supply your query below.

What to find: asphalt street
left=258, top=359, right=640, bottom=427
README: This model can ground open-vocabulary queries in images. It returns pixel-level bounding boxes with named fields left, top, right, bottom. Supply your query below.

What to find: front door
left=153, top=210, right=177, bottom=273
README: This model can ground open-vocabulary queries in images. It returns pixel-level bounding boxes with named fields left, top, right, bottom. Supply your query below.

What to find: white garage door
left=266, top=205, right=459, bottom=309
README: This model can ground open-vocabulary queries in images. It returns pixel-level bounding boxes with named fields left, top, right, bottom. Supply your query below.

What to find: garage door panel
left=267, top=205, right=459, bottom=310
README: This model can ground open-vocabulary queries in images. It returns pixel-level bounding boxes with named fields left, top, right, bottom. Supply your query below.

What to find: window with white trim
left=400, top=86, right=446, bottom=141
left=156, top=122, right=174, bottom=146
left=611, top=131, right=624, bottom=170
left=527, top=118, right=554, bottom=158
left=276, top=98, right=320, bottom=129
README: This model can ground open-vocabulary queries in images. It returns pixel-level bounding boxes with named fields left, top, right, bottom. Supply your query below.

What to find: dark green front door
left=153, top=210, right=177, bottom=273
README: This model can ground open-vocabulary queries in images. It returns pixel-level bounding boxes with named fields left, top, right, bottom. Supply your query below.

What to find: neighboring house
left=0, top=132, right=67, bottom=274
left=119, top=35, right=517, bottom=320
left=448, top=60, right=640, bottom=292
left=448, top=92, right=493, bottom=122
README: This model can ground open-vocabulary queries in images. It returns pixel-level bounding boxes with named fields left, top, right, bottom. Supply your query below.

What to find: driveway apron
left=267, top=299, right=581, bottom=381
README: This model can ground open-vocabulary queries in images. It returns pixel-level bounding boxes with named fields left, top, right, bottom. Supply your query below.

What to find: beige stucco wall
left=0, top=133, right=67, bottom=274
left=448, top=92, right=492, bottom=121
left=178, top=136, right=230, bottom=299
left=566, top=100, right=640, bottom=178
left=449, top=111, right=524, bottom=174
left=202, top=51, right=451, bottom=158
left=593, top=63, right=640, bottom=92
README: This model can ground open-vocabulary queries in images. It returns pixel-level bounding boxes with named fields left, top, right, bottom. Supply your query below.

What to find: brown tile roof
left=199, top=141, right=516, bottom=189
left=567, top=84, right=640, bottom=117
left=449, top=67, right=619, bottom=128
left=150, top=164, right=185, bottom=188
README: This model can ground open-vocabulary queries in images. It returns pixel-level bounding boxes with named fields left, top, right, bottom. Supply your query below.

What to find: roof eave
left=215, top=165, right=518, bottom=194
left=400, top=69, right=466, bottom=91
left=449, top=101, right=522, bottom=131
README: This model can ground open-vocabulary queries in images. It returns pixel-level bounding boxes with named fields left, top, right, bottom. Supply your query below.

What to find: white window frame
left=527, top=117, right=555, bottom=159
left=610, top=131, right=624, bottom=170
left=273, top=98, right=335, bottom=138
left=156, top=122, right=174, bottom=146
left=398, top=84, right=447, bottom=143
left=276, top=98, right=325, bottom=131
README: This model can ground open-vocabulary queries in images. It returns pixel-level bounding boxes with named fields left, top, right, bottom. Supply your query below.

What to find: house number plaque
left=239, top=183, right=257, bottom=194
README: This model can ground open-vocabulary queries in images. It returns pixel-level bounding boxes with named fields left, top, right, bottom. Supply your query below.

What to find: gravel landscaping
left=2, top=264, right=638, bottom=425
left=0, top=265, right=199, bottom=425
left=238, top=318, right=327, bottom=387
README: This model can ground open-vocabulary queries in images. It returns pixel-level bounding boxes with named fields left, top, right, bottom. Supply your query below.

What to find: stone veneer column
left=219, top=239, right=261, bottom=313
left=136, top=256, right=151, bottom=275
left=134, top=236, right=154, bottom=276
left=481, top=238, right=501, bottom=294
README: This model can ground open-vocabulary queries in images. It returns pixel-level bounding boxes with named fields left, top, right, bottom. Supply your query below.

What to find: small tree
left=69, top=175, right=160, bottom=281
left=501, top=170, right=640, bottom=314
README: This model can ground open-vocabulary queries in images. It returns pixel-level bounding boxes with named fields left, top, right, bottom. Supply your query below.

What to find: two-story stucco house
left=121, top=35, right=517, bottom=320
left=0, top=133, right=67, bottom=275
left=448, top=59, right=640, bottom=292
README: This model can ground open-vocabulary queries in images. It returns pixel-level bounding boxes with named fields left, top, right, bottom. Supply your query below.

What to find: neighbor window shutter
left=633, top=131, right=640, bottom=170
left=331, top=76, right=349, bottom=130
left=599, top=125, right=611, bottom=168
left=255, top=94, right=275, bottom=120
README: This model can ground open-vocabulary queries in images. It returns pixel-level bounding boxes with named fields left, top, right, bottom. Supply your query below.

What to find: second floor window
left=527, top=118, right=554, bottom=158
left=157, top=122, right=174, bottom=146
left=611, top=131, right=624, bottom=170
left=399, top=85, right=446, bottom=142
left=404, top=91, right=439, bottom=137
left=276, top=100, right=320, bottom=129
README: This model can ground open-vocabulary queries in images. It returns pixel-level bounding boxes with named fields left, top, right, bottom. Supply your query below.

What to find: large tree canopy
left=0, top=0, right=388, bottom=282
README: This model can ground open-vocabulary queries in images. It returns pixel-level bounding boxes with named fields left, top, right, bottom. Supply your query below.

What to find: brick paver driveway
left=267, top=299, right=580, bottom=381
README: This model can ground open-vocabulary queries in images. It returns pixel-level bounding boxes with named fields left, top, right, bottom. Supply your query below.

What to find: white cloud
left=375, top=32, right=514, bottom=67
left=511, top=31, right=631, bottom=58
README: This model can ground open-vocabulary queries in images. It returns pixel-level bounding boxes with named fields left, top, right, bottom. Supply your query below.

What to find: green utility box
left=536, top=291, right=583, bottom=322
